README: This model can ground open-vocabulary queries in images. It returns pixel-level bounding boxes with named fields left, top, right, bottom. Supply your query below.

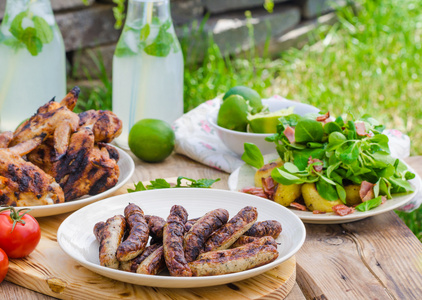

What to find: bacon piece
left=289, top=202, right=307, bottom=211
left=316, top=112, right=330, bottom=122
left=261, top=177, right=277, bottom=199
left=381, top=196, right=387, bottom=205
left=283, top=126, right=295, bottom=144
left=355, top=122, right=367, bottom=136
left=359, top=181, right=375, bottom=202
left=332, top=204, right=355, bottom=216
left=312, top=210, right=326, bottom=214
left=308, top=157, right=323, bottom=173
left=241, top=187, right=269, bottom=199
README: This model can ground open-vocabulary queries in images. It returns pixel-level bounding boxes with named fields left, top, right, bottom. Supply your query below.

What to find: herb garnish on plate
left=128, top=177, right=220, bottom=193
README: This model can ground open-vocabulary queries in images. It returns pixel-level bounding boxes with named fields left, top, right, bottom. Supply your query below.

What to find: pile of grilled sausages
left=93, top=203, right=282, bottom=276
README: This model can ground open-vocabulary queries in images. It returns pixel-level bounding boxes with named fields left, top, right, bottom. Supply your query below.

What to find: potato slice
left=344, top=185, right=362, bottom=206
left=254, top=159, right=283, bottom=187
left=302, top=183, right=342, bottom=212
left=273, top=183, right=302, bottom=207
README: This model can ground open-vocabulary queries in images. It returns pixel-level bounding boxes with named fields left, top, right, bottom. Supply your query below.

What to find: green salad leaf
left=355, top=196, right=383, bottom=212
left=242, top=112, right=415, bottom=211
left=241, top=143, right=264, bottom=169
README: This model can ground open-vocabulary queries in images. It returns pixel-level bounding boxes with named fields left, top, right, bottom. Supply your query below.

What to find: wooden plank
left=342, top=212, right=422, bottom=299
left=296, top=213, right=422, bottom=299
left=0, top=281, right=55, bottom=300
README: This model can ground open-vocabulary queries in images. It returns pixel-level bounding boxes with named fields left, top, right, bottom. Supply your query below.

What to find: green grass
left=75, top=0, right=422, bottom=238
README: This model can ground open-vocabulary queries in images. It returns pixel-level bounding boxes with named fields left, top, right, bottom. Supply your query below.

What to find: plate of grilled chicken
left=0, top=87, right=135, bottom=217
left=57, top=188, right=306, bottom=288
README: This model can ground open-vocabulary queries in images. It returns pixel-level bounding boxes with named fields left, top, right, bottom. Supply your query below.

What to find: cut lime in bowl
left=247, top=107, right=295, bottom=133
left=207, top=97, right=320, bottom=157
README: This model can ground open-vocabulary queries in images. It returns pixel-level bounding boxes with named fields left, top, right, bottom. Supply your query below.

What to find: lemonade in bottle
left=0, top=0, right=66, bottom=132
left=112, top=0, right=184, bottom=149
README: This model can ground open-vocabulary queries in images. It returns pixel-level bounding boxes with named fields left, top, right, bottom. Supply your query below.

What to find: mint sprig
left=6, top=11, right=54, bottom=56
left=144, top=20, right=174, bottom=57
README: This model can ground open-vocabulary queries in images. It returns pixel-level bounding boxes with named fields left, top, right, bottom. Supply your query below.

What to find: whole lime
left=128, top=119, right=175, bottom=163
left=223, top=86, right=263, bottom=114
left=217, top=95, right=248, bottom=132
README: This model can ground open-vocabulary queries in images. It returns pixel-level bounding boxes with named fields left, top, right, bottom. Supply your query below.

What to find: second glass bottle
left=112, top=0, right=184, bottom=149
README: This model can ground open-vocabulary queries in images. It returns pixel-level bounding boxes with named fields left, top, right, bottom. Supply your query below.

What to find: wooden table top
left=1, top=153, right=421, bottom=300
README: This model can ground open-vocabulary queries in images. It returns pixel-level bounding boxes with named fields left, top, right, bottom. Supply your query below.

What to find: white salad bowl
left=207, top=98, right=320, bottom=157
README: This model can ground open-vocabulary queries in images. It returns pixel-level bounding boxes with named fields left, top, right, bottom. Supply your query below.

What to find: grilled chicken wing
left=78, top=110, right=123, bottom=143
left=0, top=132, right=13, bottom=148
left=0, top=139, right=65, bottom=207
left=11, top=87, right=80, bottom=160
left=28, top=127, right=119, bottom=200
left=5, top=86, right=121, bottom=204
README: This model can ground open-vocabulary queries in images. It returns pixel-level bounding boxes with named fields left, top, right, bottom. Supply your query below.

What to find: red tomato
left=0, top=207, right=41, bottom=258
left=0, top=248, right=8, bottom=283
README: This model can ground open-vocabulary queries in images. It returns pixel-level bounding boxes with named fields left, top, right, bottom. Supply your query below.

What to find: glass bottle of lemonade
left=0, top=0, right=66, bottom=132
left=112, top=0, right=184, bottom=149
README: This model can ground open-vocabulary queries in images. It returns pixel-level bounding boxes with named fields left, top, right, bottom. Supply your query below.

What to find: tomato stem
left=0, top=206, right=32, bottom=232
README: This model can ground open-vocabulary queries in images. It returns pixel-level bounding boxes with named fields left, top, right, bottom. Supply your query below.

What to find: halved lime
left=248, top=107, right=294, bottom=133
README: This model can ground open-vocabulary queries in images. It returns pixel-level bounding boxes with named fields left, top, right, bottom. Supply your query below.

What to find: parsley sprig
left=127, top=177, right=220, bottom=193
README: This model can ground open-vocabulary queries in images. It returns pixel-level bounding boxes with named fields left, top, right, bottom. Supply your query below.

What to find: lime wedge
left=248, top=107, right=295, bottom=133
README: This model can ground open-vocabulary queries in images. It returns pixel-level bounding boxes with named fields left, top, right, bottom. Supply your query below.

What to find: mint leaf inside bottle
left=7, top=11, right=54, bottom=56
left=144, top=20, right=174, bottom=57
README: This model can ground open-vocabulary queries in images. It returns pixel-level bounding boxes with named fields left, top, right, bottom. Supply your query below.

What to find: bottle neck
left=3, top=0, right=54, bottom=26
left=125, top=0, right=172, bottom=29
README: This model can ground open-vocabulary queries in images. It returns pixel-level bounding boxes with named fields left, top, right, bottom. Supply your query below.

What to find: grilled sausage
left=98, top=215, right=126, bottom=269
left=93, top=221, right=106, bottom=242
left=163, top=205, right=192, bottom=277
left=116, top=203, right=149, bottom=262
left=197, top=236, right=277, bottom=260
left=189, top=239, right=278, bottom=276
left=136, top=245, right=166, bottom=275
left=204, top=206, right=258, bottom=252
left=184, top=208, right=229, bottom=262
left=184, top=217, right=200, bottom=232
left=119, top=243, right=162, bottom=272
left=244, top=220, right=282, bottom=239
left=231, top=236, right=277, bottom=249
left=144, top=215, right=166, bottom=239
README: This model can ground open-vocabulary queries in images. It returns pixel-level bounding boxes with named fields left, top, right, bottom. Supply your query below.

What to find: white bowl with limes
left=207, top=97, right=320, bottom=157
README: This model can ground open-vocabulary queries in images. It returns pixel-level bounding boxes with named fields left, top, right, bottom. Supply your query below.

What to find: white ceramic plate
left=228, top=154, right=421, bottom=224
left=19, top=147, right=135, bottom=218
left=57, top=188, right=306, bottom=288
